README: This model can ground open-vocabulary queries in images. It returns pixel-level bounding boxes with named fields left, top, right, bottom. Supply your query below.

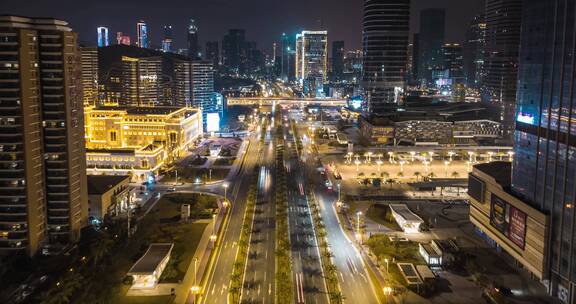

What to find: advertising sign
left=490, top=194, right=527, bottom=249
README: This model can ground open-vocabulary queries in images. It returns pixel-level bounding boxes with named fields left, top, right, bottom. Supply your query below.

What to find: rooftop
left=87, top=175, right=130, bottom=195
left=128, top=243, right=174, bottom=275
left=473, top=161, right=511, bottom=187
left=94, top=106, right=193, bottom=116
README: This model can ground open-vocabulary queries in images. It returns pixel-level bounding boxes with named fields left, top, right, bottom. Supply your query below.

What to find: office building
left=81, top=47, right=99, bottom=106
left=481, top=0, right=522, bottom=140
left=463, top=14, right=486, bottom=89
left=136, top=20, right=149, bottom=48
left=87, top=175, right=130, bottom=221
left=331, top=41, right=344, bottom=82
left=280, top=33, right=291, bottom=80
left=343, top=50, right=362, bottom=84
left=121, top=56, right=162, bottom=106
left=187, top=19, right=199, bottom=59
left=173, top=59, right=192, bottom=106
left=417, top=8, right=446, bottom=86
left=161, top=25, right=173, bottom=53
left=295, top=30, right=328, bottom=97
left=441, top=44, right=464, bottom=86
left=191, top=61, right=215, bottom=131
left=361, top=0, right=410, bottom=115
left=410, top=33, right=419, bottom=84
left=0, top=16, right=88, bottom=256
left=84, top=106, right=203, bottom=181
left=97, top=26, right=109, bottom=47
left=116, top=32, right=130, bottom=46
left=205, top=41, right=219, bottom=66
left=222, top=29, right=247, bottom=74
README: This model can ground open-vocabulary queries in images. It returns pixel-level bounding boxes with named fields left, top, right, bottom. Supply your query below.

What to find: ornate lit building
left=84, top=106, right=202, bottom=181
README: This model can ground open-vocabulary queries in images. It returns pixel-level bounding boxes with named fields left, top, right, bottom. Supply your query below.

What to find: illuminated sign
left=490, top=194, right=526, bottom=249
left=206, top=113, right=220, bottom=132
left=350, top=96, right=363, bottom=110
left=516, top=112, right=535, bottom=125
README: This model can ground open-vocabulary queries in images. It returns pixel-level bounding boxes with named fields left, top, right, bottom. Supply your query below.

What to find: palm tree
left=397, top=172, right=404, bottom=178
left=413, top=171, right=421, bottom=181
left=329, top=291, right=345, bottom=303
left=451, top=171, right=460, bottom=178
left=428, top=172, right=436, bottom=179
left=381, top=172, right=389, bottom=179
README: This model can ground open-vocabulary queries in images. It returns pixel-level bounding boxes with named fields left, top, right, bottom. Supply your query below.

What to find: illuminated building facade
left=97, top=26, right=109, bottom=47
left=0, top=16, right=88, bottom=256
left=116, top=32, right=130, bottom=45
left=463, top=13, right=486, bottom=89
left=84, top=106, right=203, bottom=181
left=295, top=30, right=328, bottom=97
left=136, top=20, right=149, bottom=48
left=121, top=56, right=162, bottom=106
left=191, top=61, right=215, bottom=130
left=81, top=47, right=99, bottom=106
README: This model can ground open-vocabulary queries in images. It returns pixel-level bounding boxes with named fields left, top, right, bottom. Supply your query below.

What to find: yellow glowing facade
left=84, top=106, right=202, bottom=181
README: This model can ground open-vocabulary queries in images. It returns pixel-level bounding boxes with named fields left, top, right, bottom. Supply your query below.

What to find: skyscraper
left=513, top=0, right=576, bottom=300
left=442, top=44, right=464, bottom=85
left=361, top=0, right=410, bottom=115
left=121, top=56, right=162, bottom=106
left=116, top=32, right=130, bottom=46
left=280, top=33, right=290, bottom=80
left=205, top=41, right=219, bottom=66
left=295, top=30, right=328, bottom=97
left=331, top=41, right=345, bottom=82
left=410, top=33, right=419, bottom=84
left=187, top=19, right=199, bottom=59
left=0, top=16, right=88, bottom=256
left=81, top=47, right=99, bottom=106
left=136, top=20, right=149, bottom=48
left=417, top=8, right=445, bottom=86
left=97, top=26, right=109, bottom=47
left=463, top=14, right=486, bottom=89
left=222, top=29, right=247, bottom=74
left=191, top=61, right=215, bottom=131
left=162, top=25, right=173, bottom=53
left=482, top=0, right=522, bottom=140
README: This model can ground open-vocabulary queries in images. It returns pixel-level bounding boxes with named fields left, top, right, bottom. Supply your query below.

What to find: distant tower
left=97, top=26, right=109, bottom=47
left=295, top=30, right=328, bottom=97
left=136, top=20, right=148, bottom=48
left=116, top=32, right=131, bottom=46
left=187, top=19, right=199, bottom=59
left=418, top=8, right=446, bottom=86
left=162, top=25, right=173, bottom=52
left=331, top=41, right=345, bottom=82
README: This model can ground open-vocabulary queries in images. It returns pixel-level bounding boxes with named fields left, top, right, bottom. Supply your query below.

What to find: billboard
left=490, top=194, right=527, bottom=249
left=206, top=112, right=220, bottom=132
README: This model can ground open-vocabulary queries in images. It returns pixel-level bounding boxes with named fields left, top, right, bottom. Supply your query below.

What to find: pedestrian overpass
left=227, top=97, right=347, bottom=107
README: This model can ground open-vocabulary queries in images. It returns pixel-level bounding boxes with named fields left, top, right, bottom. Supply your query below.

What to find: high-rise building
left=205, top=41, right=219, bottom=66
left=191, top=61, right=215, bottom=131
left=280, top=33, right=291, bottom=80
left=97, top=26, right=109, bottom=47
left=361, top=0, right=410, bottom=115
left=417, top=8, right=446, bottom=86
left=173, top=59, right=192, bottom=106
left=331, top=41, right=345, bottom=82
left=481, top=0, right=522, bottom=140
left=161, top=25, right=173, bottom=53
left=0, top=16, right=88, bottom=256
left=121, top=56, right=162, bottom=106
left=81, top=47, right=99, bottom=106
left=411, top=33, right=420, bottom=84
left=222, top=29, right=247, bottom=74
left=116, top=32, right=130, bottom=46
left=187, top=19, right=199, bottom=59
left=463, top=14, right=486, bottom=89
left=513, top=0, right=576, bottom=300
left=442, top=44, right=464, bottom=85
left=295, top=30, right=328, bottom=97
left=469, top=1, right=576, bottom=303
left=136, top=20, right=149, bottom=48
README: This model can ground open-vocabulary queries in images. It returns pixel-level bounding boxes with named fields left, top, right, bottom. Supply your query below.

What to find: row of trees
left=307, top=188, right=344, bottom=303
left=229, top=172, right=258, bottom=303
left=275, top=142, right=294, bottom=304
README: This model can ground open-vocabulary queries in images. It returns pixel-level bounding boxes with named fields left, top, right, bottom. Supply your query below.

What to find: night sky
left=2, top=0, right=484, bottom=54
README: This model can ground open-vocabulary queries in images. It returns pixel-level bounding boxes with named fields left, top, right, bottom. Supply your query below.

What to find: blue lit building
left=512, top=0, right=576, bottom=301
left=137, top=20, right=148, bottom=48
left=191, top=61, right=215, bottom=131
left=161, top=25, right=173, bottom=53
left=97, top=26, right=109, bottom=47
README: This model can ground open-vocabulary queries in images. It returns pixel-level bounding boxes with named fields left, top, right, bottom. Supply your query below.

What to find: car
left=167, top=187, right=176, bottom=192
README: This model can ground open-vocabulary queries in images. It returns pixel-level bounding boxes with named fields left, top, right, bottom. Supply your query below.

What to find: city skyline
left=3, top=0, right=484, bottom=53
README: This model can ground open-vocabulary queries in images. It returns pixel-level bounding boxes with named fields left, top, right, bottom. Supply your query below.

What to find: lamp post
left=387, top=151, right=394, bottom=163
left=487, top=151, right=494, bottom=162
left=376, top=160, right=383, bottom=172
left=428, top=151, right=434, bottom=162
left=399, top=160, right=405, bottom=173
left=355, top=159, right=361, bottom=172
left=356, top=211, right=362, bottom=242
left=410, top=151, right=416, bottom=162
left=223, top=183, right=229, bottom=203
left=468, top=151, right=474, bottom=163
left=190, top=257, right=200, bottom=303
left=444, top=161, right=450, bottom=178
left=384, top=258, right=389, bottom=273
left=448, top=151, right=455, bottom=162
left=210, top=214, right=217, bottom=242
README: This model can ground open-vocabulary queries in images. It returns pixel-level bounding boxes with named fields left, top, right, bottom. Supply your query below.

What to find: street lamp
left=448, top=151, right=455, bottom=162
left=410, top=151, right=416, bottom=162
left=356, top=211, right=362, bottom=241
left=376, top=160, right=383, bottom=172
left=367, top=151, right=373, bottom=163
left=399, top=160, right=405, bottom=173
left=444, top=160, right=450, bottom=177
left=487, top=151, right=494, bottom=162
left=190, top=257, right=200, bottom=303
left=355, top=159, right=361, bottom=172
left=423, top=160, right=429, bottom=173
left=210, top=214, right=217, bottom=242
left=223, top=183, right=229, bottom=203
left=468, top=151, right=475, bottom=163
left=384, top=258, right=389, bottom=273
left=428, top=151, right=434, bottom=162
left=387, top=151, right=394, bottom=163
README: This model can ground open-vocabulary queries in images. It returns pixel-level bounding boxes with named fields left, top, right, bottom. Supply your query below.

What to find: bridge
left=226, top=96, right=348, bottom=107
